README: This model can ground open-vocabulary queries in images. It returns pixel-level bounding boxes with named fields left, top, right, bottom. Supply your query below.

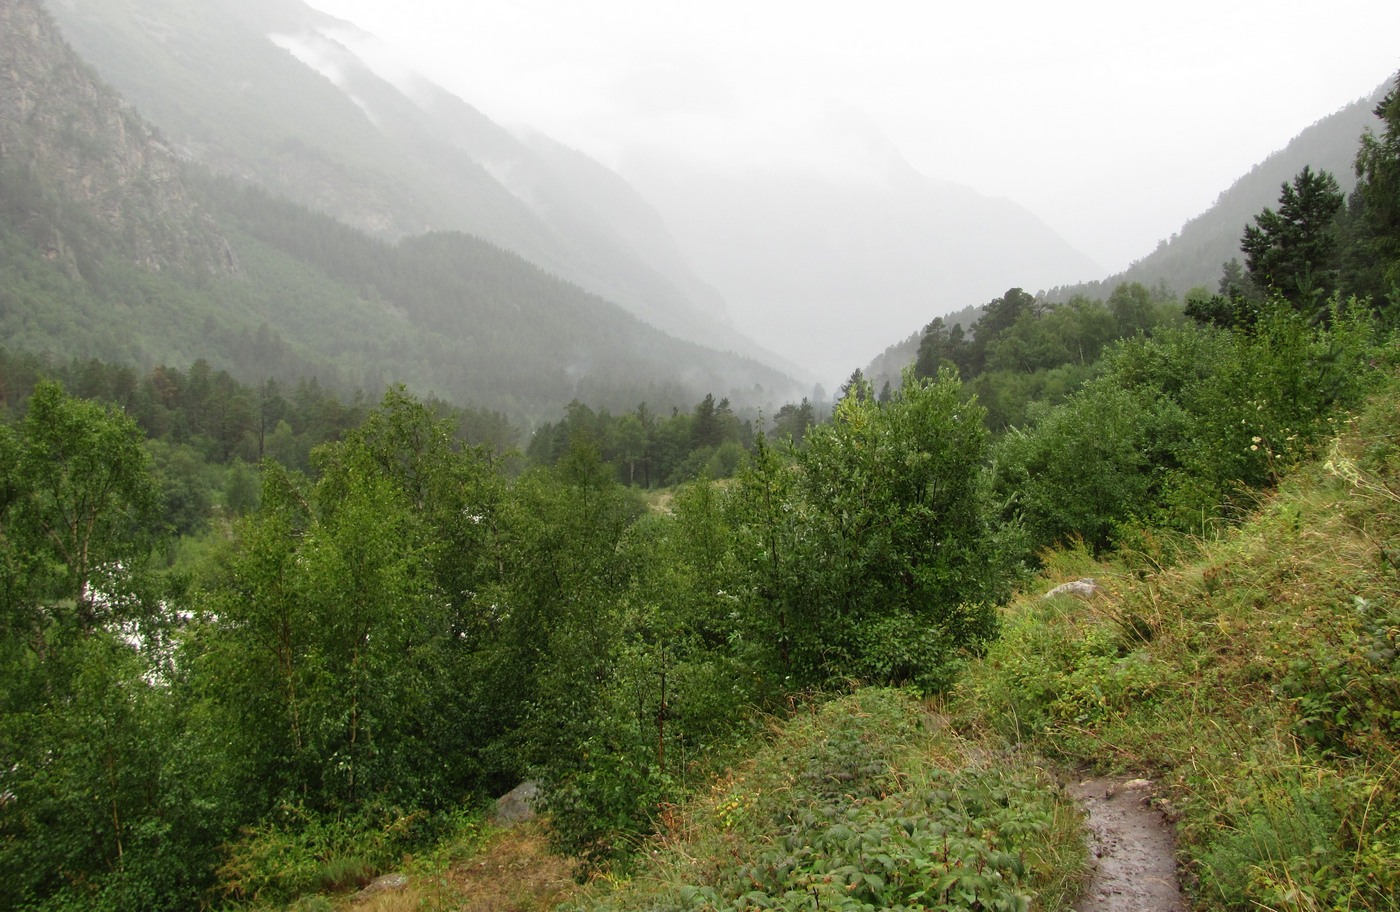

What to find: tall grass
left=957, top=375, right=1400, bottom=910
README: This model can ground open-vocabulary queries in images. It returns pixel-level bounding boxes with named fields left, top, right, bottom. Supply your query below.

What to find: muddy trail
left=1071, top=776, right=1186, bottom=911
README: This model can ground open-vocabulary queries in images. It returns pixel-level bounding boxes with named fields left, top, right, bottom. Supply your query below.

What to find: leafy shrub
left=540, top=731, right=673, bottom=873
left=566, top=690, right=1083, bottom=912
left=216, top=803, right=476, bottom=905
left=735, top=369, right=1008, bottom=691
left=999, top=304, right=1380, bottom=555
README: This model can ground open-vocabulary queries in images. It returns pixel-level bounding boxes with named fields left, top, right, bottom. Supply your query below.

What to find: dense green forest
left=0, top=162, right=798, bottom=422
left=3, top=67, right=1399, bottom=912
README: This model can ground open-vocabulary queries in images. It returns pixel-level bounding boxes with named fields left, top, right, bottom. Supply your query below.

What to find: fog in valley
left=9, top=4, right=1400, bottom=909
left=301, top=0, right=1400, bottom=381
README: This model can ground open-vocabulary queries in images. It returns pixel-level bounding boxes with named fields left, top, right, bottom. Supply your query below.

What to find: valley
left=3, top=2, right=1400, bottom=910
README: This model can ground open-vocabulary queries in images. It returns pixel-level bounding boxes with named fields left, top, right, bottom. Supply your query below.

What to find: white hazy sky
left=303, top=0, right=1399, bottom=275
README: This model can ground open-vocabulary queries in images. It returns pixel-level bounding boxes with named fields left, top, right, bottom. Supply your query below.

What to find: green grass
left=562, top=689, right=1085, bottom=912
left=215, top=804, right=485, bottom=908
left=956, top=374, right=1400, bottom=910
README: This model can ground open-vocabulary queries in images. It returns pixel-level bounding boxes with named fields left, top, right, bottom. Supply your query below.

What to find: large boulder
left=493, top=780, right=540, bottom=825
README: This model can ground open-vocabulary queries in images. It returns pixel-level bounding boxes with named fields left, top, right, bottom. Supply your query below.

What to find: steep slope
left=624, top=141, right=1102, bottom=384
left=0, top=2, right=801, bottom=419
left=1045, top=84, right=1388, bottom=302
left=43, top=0, right=773, bottom=363
left=961, top=371, right=1400, bottom=910
left=0, top=0, right=233, bottom=277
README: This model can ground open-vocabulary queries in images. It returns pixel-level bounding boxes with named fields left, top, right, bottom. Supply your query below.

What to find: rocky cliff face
left=0, top=0, right=235, bottom=276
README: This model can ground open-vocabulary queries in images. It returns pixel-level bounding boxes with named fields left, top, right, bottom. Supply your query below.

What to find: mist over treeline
left=6, top=0, right=1400, bottom=907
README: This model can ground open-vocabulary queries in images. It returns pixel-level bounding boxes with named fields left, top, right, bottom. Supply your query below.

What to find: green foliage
left=995, top=382, right=1181, bottom=553
left=527, top=394, right=761, bottom=489
left=1242, top=166, right=1345, bottom=316
left=0, top=384, right=233, bottom=912
left=1188, top=762, right=1400, bottom=912
left=996, top=303, right=1379, bottom=554
left=216, top=804, right=481, bottom=905
left=5, top=381, right=159, bottom=625
left=962, top=371, right=1400, bottom=910
left=196, top=388, right=505, bottom=813
left=566, top=690, right=1082, bottom=912
left=907, top=284, right=1181, bottom=433
left=1348, top=74, right=1400, bottom=314
left=728, top=369, right=1009, bottom=691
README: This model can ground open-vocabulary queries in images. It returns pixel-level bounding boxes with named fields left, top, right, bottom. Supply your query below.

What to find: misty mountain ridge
left=1043, top=83, right=1389, bottom=304
left=29, top=0, right=1390, bottom=396
left=43, top=0, right=799, bottom=372
left=1, top=0, right=802, bottom=420
left=858, top=81, right=1392, bottom=385
left=42, top=0, right=1102, bottom=386
left=620, top=109, right=1104, bottom=384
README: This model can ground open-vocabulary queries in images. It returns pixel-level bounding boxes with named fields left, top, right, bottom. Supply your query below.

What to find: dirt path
left=1071, top=776, right=1186, bottom=912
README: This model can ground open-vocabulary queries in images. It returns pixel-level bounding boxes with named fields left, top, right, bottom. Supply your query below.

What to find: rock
left=1043, top=578, right=1098, bottom=599
left=357, top=873, right=408, bottom=898
left=494, top=780, right=540, bottom=825
left=1123, top=778, right=1153, bottom=791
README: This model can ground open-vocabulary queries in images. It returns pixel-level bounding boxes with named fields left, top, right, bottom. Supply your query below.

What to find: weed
left=562, top=689, right=1083, bottom=912
left=956, top=375, right=1400, bottom=910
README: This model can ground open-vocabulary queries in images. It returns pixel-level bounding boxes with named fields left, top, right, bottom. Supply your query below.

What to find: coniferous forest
left=5, top=1, right=1400, bottom=907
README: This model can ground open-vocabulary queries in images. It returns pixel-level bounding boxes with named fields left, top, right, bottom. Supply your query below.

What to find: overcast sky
left=303, top=0, right=1398, bottom=275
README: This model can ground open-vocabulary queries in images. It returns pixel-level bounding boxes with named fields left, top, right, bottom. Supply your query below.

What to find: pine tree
left=1241, top=165, right=1344, bottom=317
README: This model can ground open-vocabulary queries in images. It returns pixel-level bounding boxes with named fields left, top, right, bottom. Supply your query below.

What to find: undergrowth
left=957, top=376, right=1400, bottom=910
left=564, top=689, right=1084, bottom=912
left=215, top=803, right=485, bottom=909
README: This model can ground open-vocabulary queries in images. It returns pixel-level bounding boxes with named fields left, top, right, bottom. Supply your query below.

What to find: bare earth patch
left=445, top=822, right=581, bottom=912
left=1071, top=776, right=1185, bottom=912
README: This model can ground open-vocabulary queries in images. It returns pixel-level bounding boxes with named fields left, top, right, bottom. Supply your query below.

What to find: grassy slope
left=561, top=369, right=1400, bottom=912
left=250, top=373, right=1400, bottom=912
left=255, top=691, right=1084, bottom=912
left=960, top=371, right=1400, bottom=910
left=562, top=689, right=1084, bottom=912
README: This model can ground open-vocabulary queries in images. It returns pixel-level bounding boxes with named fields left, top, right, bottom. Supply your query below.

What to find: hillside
left=0, top=0, right=802, bottom=419
left=5, top=5, right=1399, bottom=910
left=855, top=84, right=1390, bottom=389
left=1045, top=84, right=1388, bottom=302
left=379, top=361, right=1400, bottom=912
left=43, top=0, right=786, bottom=367
left=0, top=0, right=233, bottom=278
left=957, top=366, right=1400, bottom=909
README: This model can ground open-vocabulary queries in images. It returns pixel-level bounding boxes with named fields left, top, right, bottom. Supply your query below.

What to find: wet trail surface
left=1071, top=776, right=1186, bottom=911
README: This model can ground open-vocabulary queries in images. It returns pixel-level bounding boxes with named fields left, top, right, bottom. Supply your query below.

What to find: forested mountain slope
left=1046, top=84, right=1388, bottom=302
left=43, top=0, right=781, bottom=366
left=859, top=83, right=1388, bottom=389
left=0, top=0, right=800, bottom=418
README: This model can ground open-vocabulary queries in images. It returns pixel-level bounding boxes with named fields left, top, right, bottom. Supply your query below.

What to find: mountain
left=0, top=0, right=234, bottom=278
left=621, top=129, right=1102, bottom=385
left=41, top=0, right=787, bottom=367
left=1044, top=84, right=1389, bottom=303
left=0, top=0, right=801, bottom=419
left=856, top=82, right=1391, bottom=384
